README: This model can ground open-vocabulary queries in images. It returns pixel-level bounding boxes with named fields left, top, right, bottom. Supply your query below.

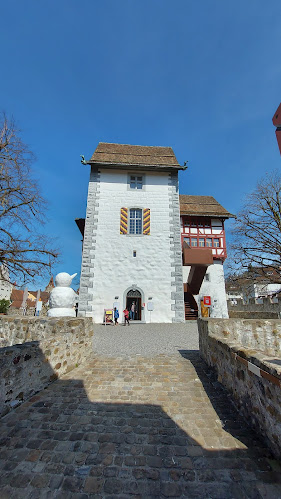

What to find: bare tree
left=0, top=113, right=58, bottom=285
left=230, top=170, right=281, bottom=282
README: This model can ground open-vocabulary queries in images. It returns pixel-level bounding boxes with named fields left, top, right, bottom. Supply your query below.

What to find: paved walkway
left=93, top=322, right=199, bottom=356
left=1, top=325, right=281, bottom=497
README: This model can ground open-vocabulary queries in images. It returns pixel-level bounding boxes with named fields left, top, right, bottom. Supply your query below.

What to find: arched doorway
left=126, top=289, right=142, bottom=321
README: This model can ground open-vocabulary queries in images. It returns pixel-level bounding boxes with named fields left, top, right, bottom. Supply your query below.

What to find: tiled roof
left=28, top=291, right=49, bottom=303
left=89, top=143, right=182, bottom=169
left=45, top=276, right=54, bottom=291
left=10, top=289, right=24, bottom=303
left=10, top=289, right=50, bottom=308
left=179, top=195, right=234, bottom=218
left=10, top=289, right=34, bottom=309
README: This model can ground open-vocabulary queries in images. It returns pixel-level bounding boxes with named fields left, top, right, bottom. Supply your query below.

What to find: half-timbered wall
left=180, top=215, right=229, bottom=318
left=180, top=216, right=227, bottom=260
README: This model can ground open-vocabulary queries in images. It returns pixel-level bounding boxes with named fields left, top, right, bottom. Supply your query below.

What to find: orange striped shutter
left=143, top=208, right=150, bottom=235
left=120, top=208, right=128, bottom=234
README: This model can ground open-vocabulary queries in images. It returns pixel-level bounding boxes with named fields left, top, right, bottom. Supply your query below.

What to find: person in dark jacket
left=114, top=307, right=119, bottom=325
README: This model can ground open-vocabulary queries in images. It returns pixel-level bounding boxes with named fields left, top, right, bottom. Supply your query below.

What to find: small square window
left=199, top=238, right=205, bottom=247
left=130, top=175, right=143, bottom=189
left=204, top=274, right=210, bottom=282
left=213, top=238, right=220, bottom=248
left=206, top=238, right=212, bottom=247
left=133, top=251, right=137, bottom=257
left=191, top=238, right=197, bottom=247
left=183, top=237, right=190, bottom=246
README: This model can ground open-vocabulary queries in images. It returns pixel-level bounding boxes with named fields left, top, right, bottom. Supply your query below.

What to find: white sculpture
left=47, top=272, right=78, bottom=317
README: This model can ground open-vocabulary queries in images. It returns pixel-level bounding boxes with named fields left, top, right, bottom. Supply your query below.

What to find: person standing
left=123, top=307, right=130, bottom=326
left=130, top=301, right=135, bottom=320
left=114, top=307, right=119, bottom=325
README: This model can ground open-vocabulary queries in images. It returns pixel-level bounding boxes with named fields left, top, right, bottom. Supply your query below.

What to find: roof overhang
left=180, top=211, right=235, bottom=219
left=87, top=161, right=185, bottom=171
left=75, top=218, right=85, bottom=237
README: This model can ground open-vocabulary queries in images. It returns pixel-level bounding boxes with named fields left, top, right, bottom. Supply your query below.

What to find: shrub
left=0, top=299, right=11, bottom=314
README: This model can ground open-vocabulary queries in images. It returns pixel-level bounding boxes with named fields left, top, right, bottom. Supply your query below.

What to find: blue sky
left=1, top=1, right=280, bottom=288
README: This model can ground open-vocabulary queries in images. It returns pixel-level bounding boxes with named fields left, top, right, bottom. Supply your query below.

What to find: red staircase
left=184, top=291, right=198, bottom=320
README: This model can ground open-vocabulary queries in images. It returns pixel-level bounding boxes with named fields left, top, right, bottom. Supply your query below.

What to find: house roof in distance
left=180, top=195, right=234, bottom=218
left=88, top=142, right=184, bottom=170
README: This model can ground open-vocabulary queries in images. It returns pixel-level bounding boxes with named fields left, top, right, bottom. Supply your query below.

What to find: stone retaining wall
left=0, top=316, right=90, bottom=348
left=0, top=317, right=93, bottom=418
left=6, top=306, right=48, bottom=317
left=227, top=298, right=281, bottom=319
left=229, top=310, right=279, bottom=319
left=198, top=318, right=281, bottom=459
left=198, top=318, right=281, bottom=357
left=228, top=299, right=281, bottom=316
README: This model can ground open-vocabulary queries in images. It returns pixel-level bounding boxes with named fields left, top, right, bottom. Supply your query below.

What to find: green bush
left=0, top=299, right=11, bottom=314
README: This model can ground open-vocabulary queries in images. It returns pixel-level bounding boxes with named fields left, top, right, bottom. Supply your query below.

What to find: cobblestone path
left=1, top=351, right=281, bottom=498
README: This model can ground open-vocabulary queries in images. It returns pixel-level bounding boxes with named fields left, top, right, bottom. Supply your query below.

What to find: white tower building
left=77, top=143, right=186, bottom=323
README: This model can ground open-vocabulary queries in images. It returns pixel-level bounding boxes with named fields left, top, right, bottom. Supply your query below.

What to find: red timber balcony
left=182, top=242, right=213, bottom=295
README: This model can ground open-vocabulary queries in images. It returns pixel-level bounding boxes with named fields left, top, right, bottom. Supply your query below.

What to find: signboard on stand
left=104, top=309, right=113, bottom=325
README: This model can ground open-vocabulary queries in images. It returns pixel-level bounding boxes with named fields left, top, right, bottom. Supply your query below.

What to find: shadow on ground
left=179, top=350, right=279, bottom=458
left=0, top=347, right=281, bottom=498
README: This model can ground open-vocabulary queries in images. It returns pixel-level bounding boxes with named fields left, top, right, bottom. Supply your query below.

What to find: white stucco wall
left=197, top=262, right=228, bottom=318
left=254, top=283, right=281, bottom=298
left=0, top=280, right=12, bottom=301
left=0, top=266, right=12, bottom=301
left=182, top=261, right=229, bottom=318
left=86, top=169, right=182, bottom=323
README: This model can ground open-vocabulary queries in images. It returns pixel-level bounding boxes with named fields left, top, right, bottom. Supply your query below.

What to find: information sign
left=203, top=296, right=211, bottom=307
left=104, top=309, right=113, bottom=325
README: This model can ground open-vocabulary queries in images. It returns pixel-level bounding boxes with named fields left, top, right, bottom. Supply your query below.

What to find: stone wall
left=199, top=318, right=281, bottom=357
left=229, top=310, right=279, bottom=319
left=198, top=318, right=281, bottom=459
left=228, top=298, right=281, bottom=316
left=6, top=306, right=48, bottom=317
left=0, top=317, right=93, bottom=418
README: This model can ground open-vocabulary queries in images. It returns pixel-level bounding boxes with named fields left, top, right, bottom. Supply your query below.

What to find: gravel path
left=93, top=321, right=199, bottom=356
